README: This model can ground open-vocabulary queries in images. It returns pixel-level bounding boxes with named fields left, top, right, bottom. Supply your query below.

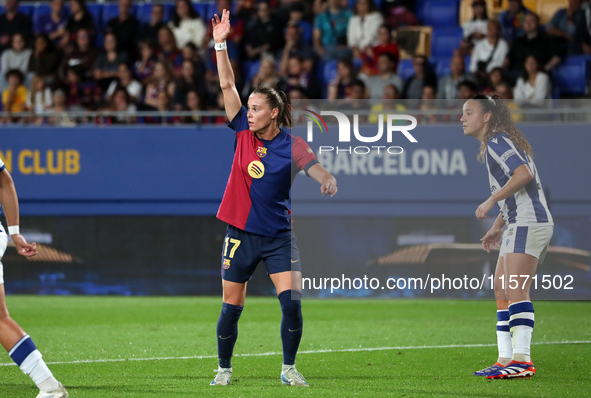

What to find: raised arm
left=0, top=169, right=37, bottom=257
left=212, top=9, right=241, bottom=121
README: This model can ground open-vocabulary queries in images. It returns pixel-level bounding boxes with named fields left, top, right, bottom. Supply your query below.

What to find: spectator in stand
left=138, top=4, right=166, bottom=47
left=495, top=79, right=523, bottom=122
left=279, top=23, right=315, bottom=74
left=469, top=20, right=509, bottom=86
left=26, top=75, right=53, bottom=118
left=437, top=54, right=476, bottom=100
left=93, top=33, right=129, bottom=89
left=244, top=1, right=284, bottom=60
left=361, top=24, right=399, bottom=75
left=419, top=84, right=438, bottom=124
left=143, top=60, right=176, bottom=109
left=61, top=28, right=98, bottom=81
left=104, top=87, right=137, bottom=124
left=46, top=88, right=77, bottom=126
left=61, top=0, right=95, bottom=49
left=287, top=2, right=313, bottom=45
left=546, top=0, right=591, bottom=55
left=0, top=34, right=32, bottom=93
left=278, top=55, right=321, bottom=99
left=402, top=55, right=437, bottom=101
left=460, top=0, right=488, bottom=54
left=106, top=0, right=139, bottom=60
left=35, top=0, right=69, bottom=46
left=158, top=26, right=183, bottom=74
left=0, top=0, right=33, bottom=53
left=313, top=0, right=352, bottom=60
left=134, top=41, right=156, bottom=83
left=241, top=55, right=281, bottom=102
left=1, top=70, right=27, bottom=119
left=457, top=79, right=478, bottom=100
left=360, top=52, right=402, bottom=99
left=169, top=0, right=206, bottom=50
left=499, top=0, right=531, bottom=44
left=327, top=57, right=358, bottom=99
left=28, top=34, right=61, bottom=82
left=106, top=63, right=142, bottom=102
left=338, top=79, right=367, bottom=122
left=483, top=67, right=505, bottom=93
left=504, top=13, right=563, bottom=84
left=181, top=42, right=206, bottom=77
left=173, top=59, right=206, bottom=108
left=181, top=89, right=203, bottom=123
left=347, top=0, right=383, bottom=60
left=369, top=83, right=406, bottom=123
left=63, top=65, right=101, bottom=109
left=514, top=55, right=551, bottom=108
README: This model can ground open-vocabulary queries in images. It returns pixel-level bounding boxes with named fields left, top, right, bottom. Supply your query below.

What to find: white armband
left=214, top=41, right=227, bottom=51
left=8, top=225, right=19, bottom=235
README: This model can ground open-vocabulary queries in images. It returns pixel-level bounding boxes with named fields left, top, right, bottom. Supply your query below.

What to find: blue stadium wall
left=1, top=124, right=590, bottom=297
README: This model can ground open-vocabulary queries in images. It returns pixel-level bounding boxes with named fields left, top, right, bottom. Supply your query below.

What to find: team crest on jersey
left=223, top=258, right=231, bottom=269
left=248, top=160, right=265, bottom=179
left=257, top=146, right=267, bottom=158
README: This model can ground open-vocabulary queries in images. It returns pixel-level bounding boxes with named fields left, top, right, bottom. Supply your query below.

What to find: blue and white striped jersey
left=485, top=132, right=553, bottom=226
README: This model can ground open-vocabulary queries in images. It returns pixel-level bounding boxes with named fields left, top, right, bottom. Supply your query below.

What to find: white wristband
left=214, top=41, right=227, bottom=51
left=8, top=225, right=19, bottom=235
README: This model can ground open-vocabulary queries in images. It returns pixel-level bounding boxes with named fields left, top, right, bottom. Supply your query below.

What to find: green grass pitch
left=0, top=297, right=589, bottom=397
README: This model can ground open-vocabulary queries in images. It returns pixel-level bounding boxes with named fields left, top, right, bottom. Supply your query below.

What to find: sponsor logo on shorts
left=248, top=160, right=265, bottom=179
left=223, top=258, right=231, bottom=269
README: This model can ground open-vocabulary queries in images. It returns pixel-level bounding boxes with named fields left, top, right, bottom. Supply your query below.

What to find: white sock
left=509, top=301, right=535, bottom=363
left=8, top=335, right=59, bottom=391
left=496, top=309, right=512, bottom=364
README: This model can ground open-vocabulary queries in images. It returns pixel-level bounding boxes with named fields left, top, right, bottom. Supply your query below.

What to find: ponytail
left=252, top=86, right=292, bottom=129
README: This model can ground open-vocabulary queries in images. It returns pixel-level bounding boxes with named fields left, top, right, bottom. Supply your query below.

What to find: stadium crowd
left=0, top=0, right=589, bottom=125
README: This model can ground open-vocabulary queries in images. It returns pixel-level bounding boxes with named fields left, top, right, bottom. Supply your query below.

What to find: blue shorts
left=221, top=225, right=301, bottom=283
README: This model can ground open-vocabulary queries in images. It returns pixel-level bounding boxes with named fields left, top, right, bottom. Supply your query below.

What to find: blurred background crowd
left=0, top=0, right=589, bottom=125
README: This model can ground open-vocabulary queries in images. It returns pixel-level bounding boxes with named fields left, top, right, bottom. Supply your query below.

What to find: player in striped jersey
left=209, top=10, right=337, bottom=387
left=0, top=159, right=68, bottom=397
left=461, top=93, right=553, bottom=379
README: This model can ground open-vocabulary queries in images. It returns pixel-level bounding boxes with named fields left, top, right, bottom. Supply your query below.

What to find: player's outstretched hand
left=475, top=198, right=494, bottom=221
left=212, top=9, right=231, bottom=43
left=321, top=180, right=337, bottom=197
left=480, top=227, right=502, bottom=253
left=11, top=234, right=37, bottom=257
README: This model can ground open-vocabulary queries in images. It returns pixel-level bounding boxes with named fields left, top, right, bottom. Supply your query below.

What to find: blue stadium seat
left=163, top=3, right=176, bottom=23
left=415, top=0, right=428, bottom=21
left=431, top=28, right=463, bottom=59
left=244, top=60, right=261, bottom=81
left=86, top=3, right=103, bottom=31
left=193, top=2, right=209, bottom=20
left=32, top=5, right=52, bottom=33
left=422, top=0, right=459, bottom=27
left=551, top=55, right=590, bottom=96
left=322, top=59, right=338, bottom=86
left=398, top=59, right=415, bottom=81
left=298, top=21, right=313, bottom=45
left=436, top=57, right=452, bottom=78
left=18, top=4, right=35, bottom=17
left=137, top=3, right=174, bottom=25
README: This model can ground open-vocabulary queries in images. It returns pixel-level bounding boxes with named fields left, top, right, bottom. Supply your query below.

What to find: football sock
left=278, top=290, right=303, bottom=366
left=496, top=309, right=512, bottom=365
left=9, top=335, right=59, bottom=390
left=216, top=303, right=243, bottom=368
left=509, top=301, right=534, bottom=363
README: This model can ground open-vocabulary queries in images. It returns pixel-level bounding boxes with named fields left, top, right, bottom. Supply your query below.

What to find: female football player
left=0, top=159, right=68, bottom=397
left=461, top=93, right=553, bottom=379
left=209, top=9, right=338, bottom=387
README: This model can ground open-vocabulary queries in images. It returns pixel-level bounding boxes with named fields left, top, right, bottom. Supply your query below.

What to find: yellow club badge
left=223, top=258, right=231, bottom=269
left=248, top=160, right=265, bottom=179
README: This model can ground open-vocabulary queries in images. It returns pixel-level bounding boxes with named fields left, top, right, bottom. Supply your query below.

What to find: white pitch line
left=0, top=340, right=589, bottom=367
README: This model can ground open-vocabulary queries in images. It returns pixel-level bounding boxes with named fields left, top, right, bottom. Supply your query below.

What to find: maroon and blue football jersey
left=217, top=106, right=319, bottom=237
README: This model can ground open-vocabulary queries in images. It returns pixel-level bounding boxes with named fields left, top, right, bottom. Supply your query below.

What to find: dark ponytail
left=252, top=86, right=292, bottom=129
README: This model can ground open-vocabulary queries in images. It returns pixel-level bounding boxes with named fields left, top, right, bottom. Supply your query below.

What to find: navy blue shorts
left=221, top=225, right=301, bottom=283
